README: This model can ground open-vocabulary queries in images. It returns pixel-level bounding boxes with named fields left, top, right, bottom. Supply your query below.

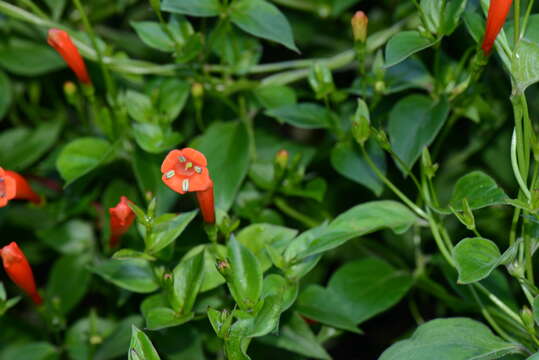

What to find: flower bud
left=351, top=99, right=370, bottom=146
left=0, top=242, right=42, bottom=305
left=47, top=29, right=91, bottom=84
left=308, top=62, right=335, bottom=99
left=373, top=129, right=392, bottom=151
left=482, top=0, right=513, bottom=55
left=351, top=11, right=368, bottom=43
left=191, top=82, right=204, bottom=98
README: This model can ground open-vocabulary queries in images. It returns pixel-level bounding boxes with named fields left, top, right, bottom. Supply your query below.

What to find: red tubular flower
left=161, top=148, right=215, bottom=224
left=1, top=242, right=42, bottom=305
left=482, top=0, right=513, bottom=55
left=109, top=196, right=136, bottom=248
left=0, top=167, right=41, bottom=208
left=47, top=29, right=91, bottom=84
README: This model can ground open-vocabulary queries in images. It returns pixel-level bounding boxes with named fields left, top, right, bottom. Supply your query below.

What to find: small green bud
left=63, top=81, right=78, bottom=106
left=351, top=99, right=370, bottom=146
left=521, top=306, right=535, bottom=334
left=351, top=11, right=368, bottom=43
left=373, top=129, right=392, bottom=151
left=191, top=82, right=204, bottom=98
left=421, top=148, right=438, bottom=179
left=308, top=62, right=335, bottom=99
left=450, top=199, right=475, bottom=231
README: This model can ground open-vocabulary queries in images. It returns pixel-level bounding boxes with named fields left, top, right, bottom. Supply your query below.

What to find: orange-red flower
left=482, top=0, right=513, bottom=54
left=0, top=167, right=41, bottom=208
left=161, top=148, right=215, bottom=224
left=47, top=29, right=91, bottom=84
left=109, top=196, right=136, bottom=248
left=1, top=242, right=42, bottom=305
left=351, top=11, right=368, bottom=43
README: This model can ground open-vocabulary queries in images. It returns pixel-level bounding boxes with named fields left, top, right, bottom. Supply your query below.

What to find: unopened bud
left=63, top=81, right=78, bottom=106
left=373, top=129, right=391, bottom=151
left=450, top=199, right=475, bottom=231
left=192, top=82, right=204, bottom=98
left=308, top=62, right=334, bottom=99
left=275, top=149, right=289, bottom=170
left=521, top=306, right=535, bottom=333
left=421, top=148, right=438, bottom=179
left=216, top=259, right=230, bottom=275
left=351, top=99, right=370, bottom=146
left=351, top=11, right=368, bottom=43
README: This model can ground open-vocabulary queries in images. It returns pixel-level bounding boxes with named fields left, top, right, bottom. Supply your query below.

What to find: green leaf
left=112, top=249, right=156, bottom=261
left=297, top=285, right=361, bottom=333
left=150, top=78, right=190, bottom=123
left=46, top=255, right=91, bottom=314
left=453, top=237, right=502, bottom=284
left=131, top=20, right=192, bottom=53
left=236, top=223, right=298, bottom=271
left=385, top=31, right=435, bottom=68
left=263, top=274, right=299, bottom=312
left=146, top=210, right=197, bottom=254
left=442, top=0, right=467, bottom=35
left=125, top=90, right=154, bottom=123
left=448, top=171, right=508, bottom=211
left=145, top=307, right=194, bottom=331
left=259, top=312, right=331, bottom=360
left=379, top=318, right=520, bottom=360
left=170, top=251, right=205, bottom=314
left=226, top=236, right=263, bottom=311
left=0, top=70, right=11, bottom=120
left=388, top=95, right=449, bottom=172
left=182, top=245, right=227, bottom=292
left=129, top=326, right=161, bottom=360
left=56, top=137, right=115, bottom=186
left=191, top=122, right=250, bottom=211
left=0, top=39, right=65, bottom=76
left=94, top=316, right=144, bottom=360
left=266, top=103, right=333, bottom=129
left=254, top=85, right=296, bottom=109
left=161, top=0, right=221, bottom=16
left=420, top=0, right=442, bottom=34
left=330, top=140, right=386, bottom=196
left=91, top=258, right=158, bottom=293
left=0, top=118, right=63, bottom=171
left=329, top=258, right=413, bottom=323
left=510, top=15, right=539, bottom=92
left=0, top=342, right=59, bottom=360
left=38, top=220, right=94, bottom=254
left=133, top=123, right=183, bottom=154
left=533, top=296, right=539, bottom=327
left=230, top=0, right=298, bottom=52
left=285, top=201, right=419, bottom=260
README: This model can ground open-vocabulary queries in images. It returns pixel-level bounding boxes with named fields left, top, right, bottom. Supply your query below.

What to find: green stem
left=521, top=0, right=535, bottom=38
left=475, top=283, right=525, bottom=327
left=72, top=0, right=116, bottom=100
left=511, top=130, right=532, bottom=200
left=274, top=198, right=319, bottom=228
left=16, top=0, right=46, bottom=18
left=360, top=144, right=428, bottom=219
left=514, top=0, right=521, bottom=47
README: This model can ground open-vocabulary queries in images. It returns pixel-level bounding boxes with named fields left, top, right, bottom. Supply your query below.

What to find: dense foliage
left=1, top=0, right=539, bottom=359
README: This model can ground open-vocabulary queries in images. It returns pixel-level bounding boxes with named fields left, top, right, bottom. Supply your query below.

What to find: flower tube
left=109, top=196, right=136, bottom=248
left=0, top=167, right=41, bottom=207
left=47, top=29, right=91, bottom=84
left=482, top=0, right=513, bottom=54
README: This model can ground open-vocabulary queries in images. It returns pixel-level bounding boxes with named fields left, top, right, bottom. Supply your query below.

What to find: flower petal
left=189, top=168, right=213, bottom=192
left=162, top=173, right=188, bottom=194
left=161, top=149, right=183, bottom=173
left=182, top=148, right=208, bottom=167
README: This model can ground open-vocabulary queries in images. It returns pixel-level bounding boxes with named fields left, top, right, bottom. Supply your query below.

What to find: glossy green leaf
left=0, top=70, right=11, bottom=120
left=131, top=21, right=184, bottom=52
left=0, top=118, right=63, bottom=171
left=46, top=255, right=91, bottom=314
left=125, top=90, right=154, bottom=123
left=388, top=95, right=449, bottom=172
left=254, top=85, right=296, bottom=109
left=145, top=308, right=194, bottom=331
left=511, top=15, right=539, bottom=92
left=0, top=342, right=59, bottom=360
left=442, top=0, right=467, bottom=35
left=65, top=316, right=116, bottom=360
left=297, top=285, right=361, bottom=333
left=420, top=0, right=442, bottom=34
left=285, top=201, right=419, bottom=260
left=161, top=0, right=221, bottom=17
left=453, top=237, right=501, bottom=284
left=230, top=0, right=298, bottom=52
left=170, top=251, right=205, bottom=313
left=236, top=223, right=298, bottom=271
left=94, top=316, right=144, bottom=360
left=0, top=39, right=65, bottom=76
left=379, top=318, right=520, bottom=360
left=266, top=103, right=332, bottom=129
left=151, top=78, right=190, bottom=123
left=182, top=245, right=227, bottom=292
left=330, top=140, right=386, bottom=196
left=133, top=123, right=183, bottom=154
left=191, top=122, right=250, bottom=211
left=259, top=312, right=331, bottom=360
left=263, top=274, right=298, bottom=312
left=38, top=220, right=94, bottom=254
left=448, top=171, right=508, bottom=211
left=385, top=31, right=435, bottom=67
left=56, top=137, right=115, bottom=186
left=129, top=326, right=161, bottom=360
left=226, top=236, right=263, bottom=310
left=329, top=258, right=413, bottom=323
left=91, top=258, right=158, bottom=293
left=533, top=296, right=539, bottom=327
left=146, top=210, right=197, bottom=254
